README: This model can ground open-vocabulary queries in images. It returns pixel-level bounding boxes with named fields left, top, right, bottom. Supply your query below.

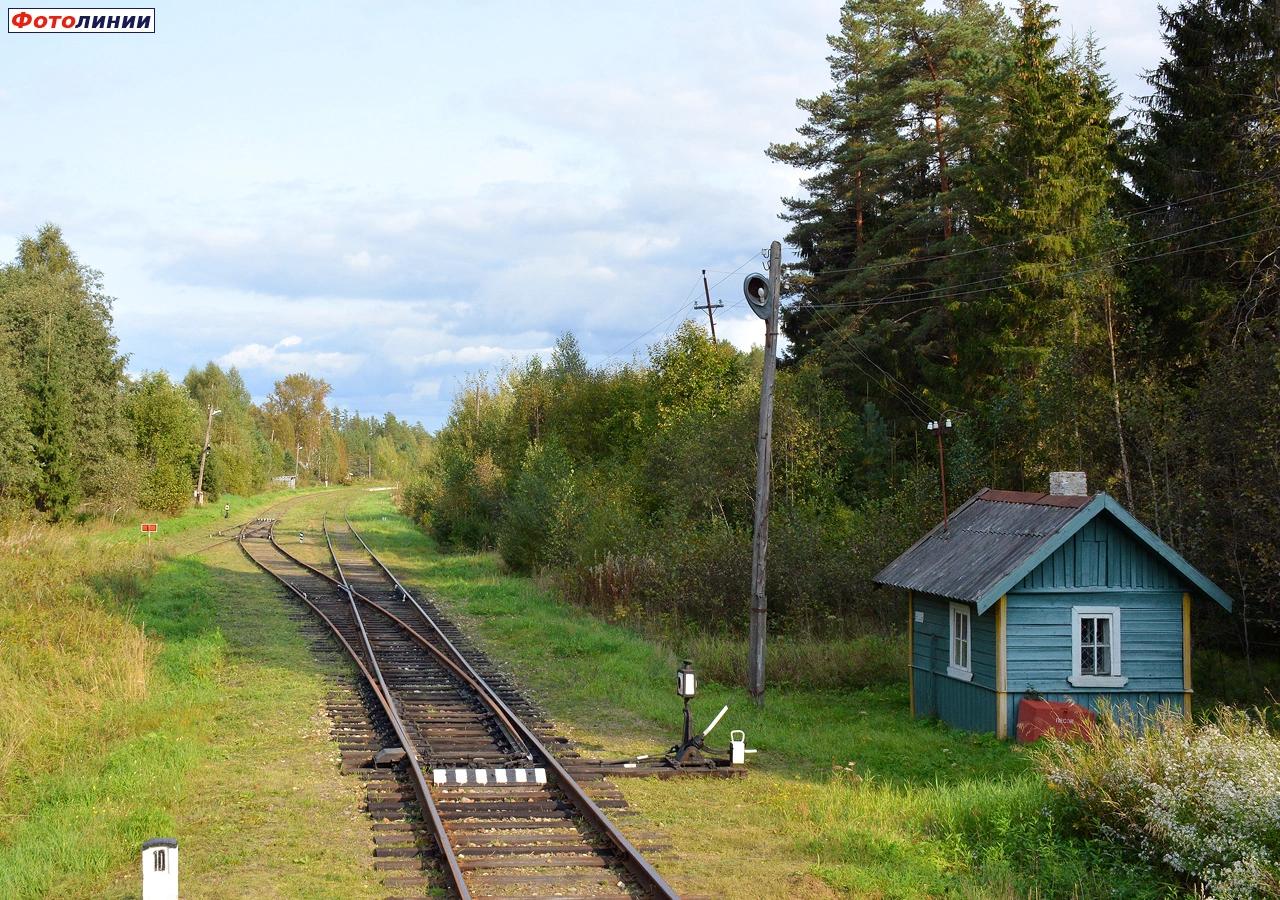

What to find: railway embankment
left=0, top=487, right=380, bottom=898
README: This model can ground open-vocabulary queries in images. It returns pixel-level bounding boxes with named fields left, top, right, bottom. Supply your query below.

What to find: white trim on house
left=947, top=601, right=973, bottom=682
left=1070, top=605, right=1128, bottom=688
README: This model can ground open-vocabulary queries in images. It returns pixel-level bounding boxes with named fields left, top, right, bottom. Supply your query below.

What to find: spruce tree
left=1129, top=0, right=1280, bottom=356
left=0, top=346, right=37, bottom=507
left=27, top=326, right=79, bottom=519
left=965, top=3, right=1124, bottom=481
left=4, top=225, right=128, bottom=508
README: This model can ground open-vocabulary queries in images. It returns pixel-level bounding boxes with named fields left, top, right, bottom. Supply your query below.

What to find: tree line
left=0, top=225, right=431, bottom=519
left=406, top=0, right=1278, bottom=664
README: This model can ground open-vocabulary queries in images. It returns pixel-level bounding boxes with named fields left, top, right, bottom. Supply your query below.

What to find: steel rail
left=238, top=520, right=471, bottom=898
left=319, top=516, right=472, bottom=898
left=316, top=519, right=533, bottom=761
left=341, top=516, right=679, bottom=900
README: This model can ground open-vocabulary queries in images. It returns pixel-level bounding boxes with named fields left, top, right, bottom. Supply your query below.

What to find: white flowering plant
left=1036, top=703, right=1280, bottom=899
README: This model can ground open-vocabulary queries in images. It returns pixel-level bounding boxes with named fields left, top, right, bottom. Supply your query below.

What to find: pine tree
left=768, top=0, right=1008, bottom=417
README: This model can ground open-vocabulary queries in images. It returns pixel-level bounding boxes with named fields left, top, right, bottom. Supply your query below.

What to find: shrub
left=406, top=445, right=505, bottom=550
left=139, top=462, right=193, bottom=514
left=1036, top=704, right=1280, bottom=898
left=497, top=439, right=578, bottom=572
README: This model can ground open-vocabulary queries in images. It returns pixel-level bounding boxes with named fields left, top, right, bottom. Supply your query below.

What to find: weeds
left=1038, top=703, right=1280, bottom=898
left=678, top=632, right=905, bottom=690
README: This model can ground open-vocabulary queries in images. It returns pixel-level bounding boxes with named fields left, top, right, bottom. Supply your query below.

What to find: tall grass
left=0, top=485, right=308, bottom=820
left=792, top=773, right=1167, bottom=898
left=0, top=524, right=154, bottom=797
left=679, top=632, right=905, bottom=690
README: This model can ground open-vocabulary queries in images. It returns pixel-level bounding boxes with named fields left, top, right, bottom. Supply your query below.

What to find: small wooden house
left=873, top=475, right=1233, bottom=738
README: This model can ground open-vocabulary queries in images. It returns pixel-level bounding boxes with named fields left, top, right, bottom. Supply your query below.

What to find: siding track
left=239, top=514, right=676, bottom=899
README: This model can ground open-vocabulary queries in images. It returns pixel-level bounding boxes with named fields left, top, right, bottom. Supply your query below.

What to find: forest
left=403, top=0, right=1279, bottom=681
left=0, top=225, right=431, bottom=519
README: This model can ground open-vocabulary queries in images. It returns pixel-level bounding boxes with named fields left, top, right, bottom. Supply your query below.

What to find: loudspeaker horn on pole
left=743, top=273, right=772, bottom=320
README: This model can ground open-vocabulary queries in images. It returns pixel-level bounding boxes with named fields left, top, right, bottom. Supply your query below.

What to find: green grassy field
left=1, top=484, right=1184, bottom=898
left=0, top=487, right=382, bottom=899
left=345, top=489, right=1177, bottom=898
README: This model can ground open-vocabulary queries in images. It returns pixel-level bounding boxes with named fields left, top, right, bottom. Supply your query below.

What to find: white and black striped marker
left=432, top=767, right=547, bottom=786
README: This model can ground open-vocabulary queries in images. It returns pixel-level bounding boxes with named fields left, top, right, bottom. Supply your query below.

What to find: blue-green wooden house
left=873, top=479, right=1233, bottom=738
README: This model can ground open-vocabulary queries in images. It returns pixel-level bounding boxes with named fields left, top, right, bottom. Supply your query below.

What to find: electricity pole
left=927, top=418, right=954, bottom=534
left=194, top=406, right=221, bottom=506
left=696, top=269, right=723, bottom=342
left=748, top=241, right=781, bottom=706
left=294, top=444, right=302, bottom=488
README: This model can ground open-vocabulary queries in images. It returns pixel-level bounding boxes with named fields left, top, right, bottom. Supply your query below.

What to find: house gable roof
left=873, top=489, right=1233, bottom=614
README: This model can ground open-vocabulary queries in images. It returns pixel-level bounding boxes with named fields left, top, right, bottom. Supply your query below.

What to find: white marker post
left=141, top=838, right=178, bottom=900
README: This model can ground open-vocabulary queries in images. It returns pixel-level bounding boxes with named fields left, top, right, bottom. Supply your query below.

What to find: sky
left=0, top=0, right=1170, bottom=429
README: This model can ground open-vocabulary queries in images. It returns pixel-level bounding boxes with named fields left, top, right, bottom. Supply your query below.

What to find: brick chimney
left=1049, top=471, right=1088, bottom=496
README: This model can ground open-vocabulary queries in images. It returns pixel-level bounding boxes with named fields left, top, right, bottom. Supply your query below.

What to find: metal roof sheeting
left=873, top=488, right=1091, bottom=605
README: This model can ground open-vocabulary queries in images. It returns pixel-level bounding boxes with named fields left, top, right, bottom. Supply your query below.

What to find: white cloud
left=217, top=335, right=364, bottom=377
left=411, top=379, right=442, bottom=400
left=718, top=312, right=792, bottom=356
left=343, top=249, right=393, bottom=271
left=1, top=0, right=1170, bottom=430
left=410, top=345, right=552, bottom=368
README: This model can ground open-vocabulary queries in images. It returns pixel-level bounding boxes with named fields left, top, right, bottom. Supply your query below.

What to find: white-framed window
left=947, top=601, right=973, bottom=681
left=1070, top=606, right=1128, bottom=688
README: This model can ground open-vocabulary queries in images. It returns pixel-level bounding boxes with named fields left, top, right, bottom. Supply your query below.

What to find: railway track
left=238, top=514, right=677, bottom=899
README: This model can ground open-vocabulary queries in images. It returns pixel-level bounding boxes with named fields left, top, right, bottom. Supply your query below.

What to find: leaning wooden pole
left=748, top=241, right=781, bottom=706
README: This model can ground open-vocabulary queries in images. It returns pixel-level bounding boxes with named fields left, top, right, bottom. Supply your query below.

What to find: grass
left=677, top=631, right=907, bottom=691
left=0, top=483, right=1194, bottom=897
left=346, top=489, right=1178, bottom=898
left=0, top=486, right=382, bottom=898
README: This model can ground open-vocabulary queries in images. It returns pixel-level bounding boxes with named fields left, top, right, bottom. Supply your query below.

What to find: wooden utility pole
left=927, top=418, right=954, bottom=534
left=748, top=241, right=781, bottom=706
left=194, top=405, right=220, bottom=506
left=696, top=269, right=723, bottom=342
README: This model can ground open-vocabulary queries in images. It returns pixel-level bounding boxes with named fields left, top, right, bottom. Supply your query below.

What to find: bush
left=498, top=439, right=578, bottom=572
left=1037, top=704, right=1280, bottom=898
left=139, top=462, right=193, bottom=514
left=404, top=446, right=505, bottom=550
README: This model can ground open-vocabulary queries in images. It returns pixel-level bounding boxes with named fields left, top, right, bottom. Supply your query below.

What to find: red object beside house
left=1015, top=698, right=1096, bottom=743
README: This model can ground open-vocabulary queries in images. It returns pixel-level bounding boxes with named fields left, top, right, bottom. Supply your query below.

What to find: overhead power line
left=805, top=169, right=1280, bottom=280
left=801, top=208, right=1280, bottom=313
left=600, top=252, right=762, bottom=365
left=795, top=220, right=1280, bottom=418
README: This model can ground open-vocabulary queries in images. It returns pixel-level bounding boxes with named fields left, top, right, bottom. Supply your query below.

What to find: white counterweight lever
left=701, top=704, right=729, bottom=738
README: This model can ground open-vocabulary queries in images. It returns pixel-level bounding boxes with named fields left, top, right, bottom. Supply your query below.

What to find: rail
left=342, top=516, right=678, bottom=899
left=320, top=516, right=471, bottom=896
left=238, top=518, right=470, bottom=898
left=240, top=512, right=678, bottom=898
